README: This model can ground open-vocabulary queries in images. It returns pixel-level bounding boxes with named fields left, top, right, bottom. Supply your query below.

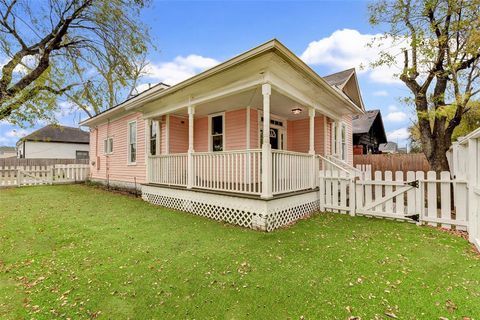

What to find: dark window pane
left=212, top=115, right=223, bottom=134
left=150, top=139, right=156, bottom=156
left=76, top=151, right=89, bottom=160
left=130, top=144, right=136, bottom=162
left=212, top=135, right=223, bottom=151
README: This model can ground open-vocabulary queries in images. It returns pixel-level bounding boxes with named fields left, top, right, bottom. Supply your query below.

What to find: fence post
left=319, top=170, right=325, bottom=211
left=349, top=175, right=356, bottom=216
left=17, top=169, right=22, bottom=186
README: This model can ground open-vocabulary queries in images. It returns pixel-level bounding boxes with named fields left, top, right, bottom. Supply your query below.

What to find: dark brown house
left=352, top=109, right=387, bottom=154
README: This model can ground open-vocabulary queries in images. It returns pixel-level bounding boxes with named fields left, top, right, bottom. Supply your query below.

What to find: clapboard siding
left=169, top=115, right=188, bottom=154
left=194, top=117, right=209, bottom=152
left=225, top=109, right=247, bottom=150
left=286, top=115, right=329, bottom=155
left=90, top=112, right=146, bottom=183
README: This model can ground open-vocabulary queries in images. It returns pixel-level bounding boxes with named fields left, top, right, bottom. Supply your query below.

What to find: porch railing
left=192, top=149, right=262, bottom=194
left=147, top=149, right=327, bottom=196
left=148, top=154, right=188, bottom=186
left=272, top=150, right=317, bottom=194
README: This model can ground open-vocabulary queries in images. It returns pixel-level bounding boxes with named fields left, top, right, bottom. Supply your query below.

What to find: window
left=149, top=120, right=158, bottom=156
left=340, top=123, right=347, bottom=161
left=210, top=114, right=224, bottom=151
left=128, top=121, right=137, bottom=163
left=331, top=122, right=337, bottom=156
left=104, top=137, right=113, bottom=154
left=76, top=150, right=89, bottom=160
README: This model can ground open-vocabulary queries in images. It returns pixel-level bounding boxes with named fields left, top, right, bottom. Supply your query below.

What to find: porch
left=144, top=82, right=349, bottom=199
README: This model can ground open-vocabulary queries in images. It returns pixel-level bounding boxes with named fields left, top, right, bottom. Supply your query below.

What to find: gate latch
left=406, top=180, right=419, bottom=188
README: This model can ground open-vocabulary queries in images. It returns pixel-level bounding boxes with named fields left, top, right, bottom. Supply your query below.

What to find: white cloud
left=387, top=127, right=410, bottom=141
left=301, top=29, right=404, bottom=84
left=373, top=90, right=388, bottom=96
left=144, top=55, right=219, bottom=86
left=385, top=111, right=408, bottom=122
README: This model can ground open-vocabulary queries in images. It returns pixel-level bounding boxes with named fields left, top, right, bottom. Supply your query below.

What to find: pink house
left=81, top=40, right=365, bottom=231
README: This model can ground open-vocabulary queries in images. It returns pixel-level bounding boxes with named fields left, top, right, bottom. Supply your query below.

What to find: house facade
left=17, top=125, right=90, bottom=159
left=81, top=40, right=365, bottom=230
left=352, top=109, right=387, bottom=154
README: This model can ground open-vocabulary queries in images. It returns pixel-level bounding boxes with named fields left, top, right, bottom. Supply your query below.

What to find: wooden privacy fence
left=0, top=158, right=89, bottom=166
left=353, top=153, right=430, bottom=174
left=319, top=168, right=468, bottom=230
left=0, top=164, right=89, bottom=187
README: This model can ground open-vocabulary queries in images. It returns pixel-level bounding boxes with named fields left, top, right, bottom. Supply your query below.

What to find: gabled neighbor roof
left=323, top=68, right=355, bottom=88
left=379, top=142, right=398, bottom=153
left=19, top=125, right=89, bottom=144
left=352, top=109, right=387, bottom=143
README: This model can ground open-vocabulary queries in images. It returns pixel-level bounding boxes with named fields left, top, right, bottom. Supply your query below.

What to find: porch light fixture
left=291, top=107, right=302, bottom=115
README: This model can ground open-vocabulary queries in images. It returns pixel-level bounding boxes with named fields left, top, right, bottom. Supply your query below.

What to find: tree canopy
left=0, top=0, right=151, bottom=126
left=369, top=0, right=480, bottom=171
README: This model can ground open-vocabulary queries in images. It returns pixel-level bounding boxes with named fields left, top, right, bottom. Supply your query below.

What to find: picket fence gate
left=319, top=168, right=468, bottom=230
left=0, top=164, right=90, bottom=187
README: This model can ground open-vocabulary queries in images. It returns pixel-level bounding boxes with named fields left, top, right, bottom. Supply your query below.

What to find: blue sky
left=0, top=0, right=414, bottom=147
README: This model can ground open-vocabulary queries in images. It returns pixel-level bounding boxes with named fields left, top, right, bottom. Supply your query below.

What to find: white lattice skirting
left=142, top=185, right=319, bottom=231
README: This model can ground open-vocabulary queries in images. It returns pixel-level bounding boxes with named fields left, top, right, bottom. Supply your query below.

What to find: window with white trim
left=340, top=123, right=347, bottom=161
left=128, top=121, right=137, bottom=163
left=104, top=137, right=113, bottom=154
left=331, top=122, right=337, bottom=156
left=210, top=114, right=224, bottom=152
left=149, top=120, right=158, bottom=156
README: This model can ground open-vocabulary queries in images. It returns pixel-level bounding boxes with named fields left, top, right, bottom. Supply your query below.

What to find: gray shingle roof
left=352, top=110, right=380, bottom=134
left=21, top=125, right=89, bottom=144
left=323, top=68, right=355, bottom=87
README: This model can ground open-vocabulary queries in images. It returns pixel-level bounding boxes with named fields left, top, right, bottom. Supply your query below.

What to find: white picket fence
left=319, top=168, right=468, bottom=230
left=0, top=164, right=89, bottom=187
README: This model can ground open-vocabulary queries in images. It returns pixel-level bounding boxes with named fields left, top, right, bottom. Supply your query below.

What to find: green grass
left=0, top=185, right=479, bottom=319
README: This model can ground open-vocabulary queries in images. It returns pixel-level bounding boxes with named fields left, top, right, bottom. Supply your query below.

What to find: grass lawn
left=1, top=185, right=479, bottom=319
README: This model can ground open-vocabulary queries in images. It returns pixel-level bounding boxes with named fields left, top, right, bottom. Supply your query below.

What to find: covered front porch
left=143, top=81, right=351, bottom=198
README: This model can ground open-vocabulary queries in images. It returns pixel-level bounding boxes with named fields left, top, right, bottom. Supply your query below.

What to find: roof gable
left=352, top=109, right=387, bottom=143
left=323, top=68, right=365, bottom=111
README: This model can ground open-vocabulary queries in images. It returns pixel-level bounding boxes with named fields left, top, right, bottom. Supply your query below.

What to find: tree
left=369, top=0, right=480, bottom=171
left=0, top=0, right=150, bottom=125
left=409, top=100, right=480, bottom=151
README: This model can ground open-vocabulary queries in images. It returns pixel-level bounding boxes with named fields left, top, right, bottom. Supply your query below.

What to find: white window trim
left=340, top=122, right=347, bottom=161
left=208, top=112, right=225, bottom=152
left=148, top=119, right=160, bottom=156
left=257, top=110, right=287, bottom=150
left=127, top=120, right=137, bottom=165
left=104, top=137, right=113, bottom=155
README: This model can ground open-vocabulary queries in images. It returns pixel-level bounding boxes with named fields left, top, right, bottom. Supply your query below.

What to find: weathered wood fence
left=353, top=153, right=430, bottom=174
left=0, top=164, right=90, bottom=187
left=0, top=158, right=89, bottom=166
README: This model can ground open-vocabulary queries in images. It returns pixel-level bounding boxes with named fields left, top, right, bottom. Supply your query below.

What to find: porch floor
left=141, top=183, right=318, bottom=201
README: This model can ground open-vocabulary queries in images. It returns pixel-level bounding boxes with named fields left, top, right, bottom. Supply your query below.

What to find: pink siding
left=225, top=109, right=247, bottom=150
left=90, top=112, right=146, bottom=183
left=169, top=115, right=188, bottom=153
left=250, top=109, right=259, bottom=149
left=160, top=115, right=167, bottom=154
left=342, top=115, right=353, bottom=165
left=287, top=118, right=309, bottom=153
left=194, top=117, right=208, bottom=152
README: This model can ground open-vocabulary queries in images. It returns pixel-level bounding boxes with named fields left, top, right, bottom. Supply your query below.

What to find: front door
left=270, top=128, right=279, bottom=149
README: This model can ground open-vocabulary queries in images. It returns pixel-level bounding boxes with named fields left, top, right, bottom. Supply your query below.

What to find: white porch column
left=261, top=83, right=273, bottom=199
left=309, top=107, right=315, bottom=155
left=308, top=107, right=316, bottom=189
left=187, top=105, right=195, bottom=189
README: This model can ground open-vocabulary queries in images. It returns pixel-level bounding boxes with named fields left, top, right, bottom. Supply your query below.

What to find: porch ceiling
left=171, top=87, right=321, bottom=120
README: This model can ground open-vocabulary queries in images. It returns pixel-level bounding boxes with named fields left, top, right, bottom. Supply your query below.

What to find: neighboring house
left=352, top=109, right=387, bottom=154
left=80, top=39, right=365, bottom=231
left=379, top=141, right=399, bottom=154
left=0, top=146, right=16, bottom=158
left=16, top=125, right=90, bottom=159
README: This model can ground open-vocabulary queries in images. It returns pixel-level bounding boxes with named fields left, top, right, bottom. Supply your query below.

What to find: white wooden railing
left=148, top=154, right=188, bottom=186
left=192, top=149, right=262, bottom=194
left=272, top=150, right=316, bottom=195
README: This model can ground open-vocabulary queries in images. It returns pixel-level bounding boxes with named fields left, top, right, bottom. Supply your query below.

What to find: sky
left=0, top=0, right=415, bottom=148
